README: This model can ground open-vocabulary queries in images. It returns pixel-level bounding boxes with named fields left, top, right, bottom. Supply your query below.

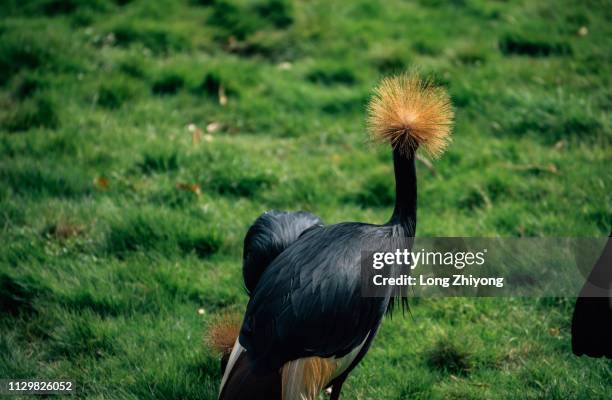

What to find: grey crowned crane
left=211, top=73, right=454, bottom=400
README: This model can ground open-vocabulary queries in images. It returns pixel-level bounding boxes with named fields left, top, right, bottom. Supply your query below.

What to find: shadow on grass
left=105, top=208, right=223, bottom=259
left=0, top=273, right=49, bottom=315
left=425, top=338, right=472, bottom=375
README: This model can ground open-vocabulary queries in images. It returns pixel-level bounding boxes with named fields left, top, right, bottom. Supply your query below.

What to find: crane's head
left=367, top=72, right=454, bottom=158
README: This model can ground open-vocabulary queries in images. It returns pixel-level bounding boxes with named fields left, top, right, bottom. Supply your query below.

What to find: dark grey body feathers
left=242, top=210, right=323, bottom=295
left=240, top=221, right=411, bottom=374
left=224, top=151, right=418, bottom=399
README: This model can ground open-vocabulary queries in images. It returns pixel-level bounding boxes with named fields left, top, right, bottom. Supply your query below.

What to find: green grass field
left=1, top=0, right=611, bottom=398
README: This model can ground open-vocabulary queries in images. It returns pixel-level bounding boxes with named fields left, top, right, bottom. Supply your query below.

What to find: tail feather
left=218, top=346, right=282, bottom=400
left=281, top=357, right=337, bottom=400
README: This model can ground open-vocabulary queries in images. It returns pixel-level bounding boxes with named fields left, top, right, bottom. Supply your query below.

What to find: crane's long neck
left=387, top=148, right=417, bottom=235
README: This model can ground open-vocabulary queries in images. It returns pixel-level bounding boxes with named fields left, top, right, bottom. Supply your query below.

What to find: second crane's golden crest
left=367, top=72, right=454, bottom=158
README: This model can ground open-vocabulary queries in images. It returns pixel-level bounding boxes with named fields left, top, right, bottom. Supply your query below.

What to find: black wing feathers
left=242, top=210, right=323, bottom=295
left=240, top=223, right=396, bottom=373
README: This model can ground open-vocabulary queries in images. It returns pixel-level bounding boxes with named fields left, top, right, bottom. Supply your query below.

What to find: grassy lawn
left=0, top=0, right=611, bottom=398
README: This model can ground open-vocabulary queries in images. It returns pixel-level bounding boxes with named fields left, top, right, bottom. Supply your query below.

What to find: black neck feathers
left=387, top=148, right=417, bottom=235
